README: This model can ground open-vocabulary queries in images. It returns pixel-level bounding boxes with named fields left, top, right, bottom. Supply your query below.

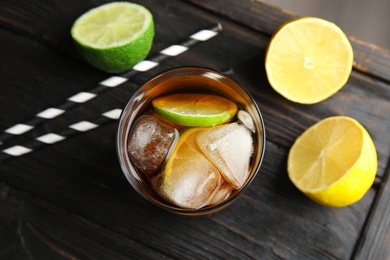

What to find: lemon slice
left=265, top=17, right=354, bottom=104
left=71, top=2, right=154, bottom=73
left=161, top=128, right=221, bottom=209
left=288, top=116, right=377, bottom=207
left=152, top=94, right=237, bottom=127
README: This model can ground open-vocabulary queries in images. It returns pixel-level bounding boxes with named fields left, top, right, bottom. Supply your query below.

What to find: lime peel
left=152, top=94, right=238, bottom=127
left=71, top=2, right=154, bottom=73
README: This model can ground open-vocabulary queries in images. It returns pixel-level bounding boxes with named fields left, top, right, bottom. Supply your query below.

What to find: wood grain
left=184, top=0, right=390, bottom=82
left=353, top=165, right=390, bottom=259
left=0, top=182, right=172, bottom=259
left=0, top=0, right=389, bottom=259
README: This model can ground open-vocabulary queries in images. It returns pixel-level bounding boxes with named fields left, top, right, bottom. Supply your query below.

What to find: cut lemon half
left=152, top=94, right=237, bottom=127
left=71, top=2, right=154, bottom=73
left=288, top=116, right=377, bottom=207
left=265, top=17, right=354, bottom=104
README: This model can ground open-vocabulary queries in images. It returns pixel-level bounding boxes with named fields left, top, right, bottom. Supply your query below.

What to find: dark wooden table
left=1, top=0, right=389, bottom=259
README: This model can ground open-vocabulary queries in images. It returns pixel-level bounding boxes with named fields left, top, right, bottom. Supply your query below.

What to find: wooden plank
left=0, top=0, right=388, bottom=258
left=0, top=140, right=376, bottom=259
left=1, top=0, right=389, bottom=174
left=353, top=164, right=390, bottom=259
left=184, top=0, right=390, bottom=83
left=0, top=28, right=373, bottom=258
left=180, top=0, right=390, bottom=177
left=183, top=0, right=390, bottom=258
left=0, top=182, right=172, bottom=259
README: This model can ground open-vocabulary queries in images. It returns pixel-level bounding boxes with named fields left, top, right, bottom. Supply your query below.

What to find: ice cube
left=197, top=123, right=253, bottom=189
left=161, top=128, right=222, bottom=209
left=237, top=110, right=256, bottom=133
left=208, top=182, right=233, bottom=206
left=127, top=115, right=178, bottom=175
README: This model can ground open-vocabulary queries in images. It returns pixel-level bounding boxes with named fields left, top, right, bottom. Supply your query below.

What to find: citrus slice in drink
left=152, top=94, right=237, bottom=127
left=265, top=17, right=354, bottom=104
left=161, top=128, right=221, bottom=209
left=288, top=116, right=377, bottom=207
left=71, top=2, right=154, bottom=73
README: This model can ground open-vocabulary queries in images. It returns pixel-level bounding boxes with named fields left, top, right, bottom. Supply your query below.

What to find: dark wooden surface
left=0, top=0, right=389, bottom=259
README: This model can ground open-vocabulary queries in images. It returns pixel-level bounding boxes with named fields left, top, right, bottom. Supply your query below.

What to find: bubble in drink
left=127, top=115, right=178, bottom=175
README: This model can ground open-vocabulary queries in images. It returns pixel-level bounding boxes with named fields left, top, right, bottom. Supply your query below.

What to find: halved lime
left=152, top=94, right=238, bottom=127
left=71, top=2, right=154, bottom=73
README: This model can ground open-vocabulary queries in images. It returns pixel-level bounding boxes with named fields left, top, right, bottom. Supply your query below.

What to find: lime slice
left=152, top=94, right=238, bottom=127
left=71, top=2, right=154, bottom=73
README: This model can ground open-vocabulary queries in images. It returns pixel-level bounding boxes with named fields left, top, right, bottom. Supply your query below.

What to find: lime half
left=152, top=94, right=238, bottom=127
left=71, top=2, right=154, bottom=73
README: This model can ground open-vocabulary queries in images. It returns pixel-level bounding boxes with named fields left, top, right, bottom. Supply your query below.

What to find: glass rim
left=116, top=66, right=266, bottom=216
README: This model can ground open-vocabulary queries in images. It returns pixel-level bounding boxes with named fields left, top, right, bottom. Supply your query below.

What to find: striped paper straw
left=0, top=109, right=122, bottom=163
left=0, top=23, right=223, bottom=146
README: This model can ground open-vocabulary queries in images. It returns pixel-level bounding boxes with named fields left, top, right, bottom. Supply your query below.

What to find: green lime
left=152, top=94, right=238, bottom=127
left=71, top=2, right=154, bottom=73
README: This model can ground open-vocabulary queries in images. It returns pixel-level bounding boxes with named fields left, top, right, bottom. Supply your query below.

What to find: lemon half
left=288, top=116, right=377, bottom=207
left=265, top=17, right=354, bottom=104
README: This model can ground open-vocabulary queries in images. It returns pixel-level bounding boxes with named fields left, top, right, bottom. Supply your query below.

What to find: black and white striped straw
left=0, top=23, right=223, bottom=147
left=0, top=109, right=122, bottom=163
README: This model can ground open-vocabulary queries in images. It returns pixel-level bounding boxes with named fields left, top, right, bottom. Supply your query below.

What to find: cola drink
left=117, top=67, right=266, bottom=216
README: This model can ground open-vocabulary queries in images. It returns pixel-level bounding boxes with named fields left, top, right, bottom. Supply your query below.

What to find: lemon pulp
left=288, top=116, right=377, bottom=207
left=265, top=17, right=354, bottom=104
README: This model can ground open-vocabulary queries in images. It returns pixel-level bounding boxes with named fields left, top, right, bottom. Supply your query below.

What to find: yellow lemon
left=288, top=116, right=377, bottom=207
left=265, top=17, right=354, bottom=104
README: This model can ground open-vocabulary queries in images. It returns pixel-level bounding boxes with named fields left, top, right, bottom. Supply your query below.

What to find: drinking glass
left=117, top=67, right=266, bottom=216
